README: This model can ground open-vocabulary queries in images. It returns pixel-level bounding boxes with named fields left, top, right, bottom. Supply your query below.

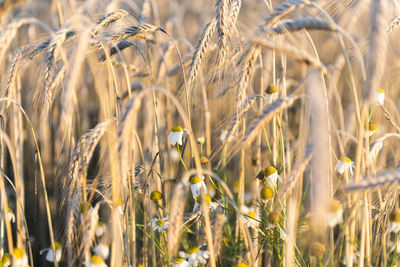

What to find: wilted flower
left=179, top=246, right=210, bottom=266
left=93, top=243, right=109, bottom=260
left=200, top=156, right=209, bottom=165
left=387, top=209, right=400, bottom=233
left=193, top=193, right=218, bottom=212
left=190, top=176, right=207, bottom=199
left=12, top=248, right=28, bottom=267
left=40, top=242, right=62, bottom=262
left=260, top=186, right=274, bottom=201
left=374, top=88, right=385, bottom=106
left=95, top=221, right=106, bottom=237
left=326, top=199, right=343, bottom=227
left=169, top=126, right=184, bottom=146
left=267, top=211, right=281, bottom=225
left=7, top=208, right=15, bottom=223
left=263, top=166, right=281, bottom=188
left=150, top=190, right=162, bottom=201
left=265, top=84, right=279, bottom=103
left=171, top=257, right=190, bottom=267
left=149, top=217, right=169, bottom=232
left=84, top=255, right=107, bottom=267
left=335, top=157, right=355, bottom=175
left=364, top=122, right=377, bottom=137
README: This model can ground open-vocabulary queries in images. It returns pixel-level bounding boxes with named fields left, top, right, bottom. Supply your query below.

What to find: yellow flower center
left=79, top=201, right=91, bottom=214
left=266, top=84, right=279, bottom=94
left=260, top=186, right=274, bottom=200
left=200, top=156, right=209, bottom=164
left=171, top=126, right=183, bottom=132
left=235, top=263, right=249, bottom=267
left=377, top=88, right=384, bottom=93
left=55, top=242, right=62, bottom=250
left=340, top=157, right=351, bottom=163
left=309, top=242, right=325, bottom=257
left=115, top=197, right=123, bottom=207
left=187, top=247, right=200, bottom=254
left=98, top=221, right=105, bottom=227
left=234, top=180, right=239, bottom=190
left=368, top=122, right=377, bottom=131
left=248, top=211, right=256, bottom=219
left=150, top=191, right=162, bottom=201
left=13, top=248, right=25, bottom=259
left=190, top=176, right=202, bottom=184
left=268, top=211, right=281, bottom=224
left=156, top=219, right=165, bottom=226
left=327, top=200, right=341, bottom=213
left=265, top=166, right=277, bottom=176
left=390, top=210, right=400, bottom=223
left=91, top=255, right=105, bottom=264
left=173, top=258, right=184, bottom=264
left=2, top=253, right=10, bottom=264
left=7, top=208, right=13, bottom=214
left=200, top=194, right=211, bottom=205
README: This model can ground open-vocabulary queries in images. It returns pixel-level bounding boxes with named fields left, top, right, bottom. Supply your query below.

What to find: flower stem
left=177, top=144, right=187, bottom=172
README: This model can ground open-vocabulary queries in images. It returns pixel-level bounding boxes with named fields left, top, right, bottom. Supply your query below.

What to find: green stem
left=177, top=144, right=187, bottom=172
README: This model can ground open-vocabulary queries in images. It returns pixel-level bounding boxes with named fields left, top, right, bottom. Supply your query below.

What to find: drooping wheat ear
left=39, top=29, right=75, bottom=112
left=110, top=23, right=159, bottom=42
left=242, top=96, right=301, bottom=147
left=99, top=40, right=135, bottom=61
left=363, top=0, right=388, bottom=101
left=167, top=181, right=188, bottom=257
left=66, top=193, right=80, bottom=249
left=187, top=18, right=217, bottom=88
left=369, top=133, right=400, bottom=163
left=212, top=210, right=226, bottom=257
left=80, top=203, right=100, bottom=258
left=387, top=14, right=400, bottom=33
left=279, top=154, right=312, bottom=200
left=381, top=106, right=400, bottom=133
left=262, top=0, right=311, bottom=29
left=228, top=0, right=242, bottom=28
left=344, top=170, right=400, bottom=192
left=91, top=9, right=130, bottom=38
left=216, top=0, right=229, bottom=65
left=29, top=30, right=76, bottom=60
left=62, top=120, right=111, bottom=207
left=236, top=47, right=260, bottom=106
left=263, top=18, right=337, bottom=35
left=252, top=38, right=326, bottom=72
left=3, top=48, right=23, bottom=109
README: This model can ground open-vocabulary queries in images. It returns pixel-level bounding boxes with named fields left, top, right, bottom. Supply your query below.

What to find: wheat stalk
left=345, top=170, right=400, bottom=192
left=91, top=9, right=130, bottom=37
left=261, top=0, right=311, bottom=28
left=263, top=18, right=337, bottom=35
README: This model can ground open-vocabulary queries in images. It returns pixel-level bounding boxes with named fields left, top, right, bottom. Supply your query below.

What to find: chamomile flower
left=84, top=255, right=107, bottom=267
left=265, top=84, right=279, bottom=103
left=374, top=88, right=385, bottom=106
left=150, top=191, right=162, bottom=201
left=179, top=246, right=210, bottom=266
left=326, top=199, right=343, bottom=227
left=263, top=166, right=282, bottom=188
left=241, top=205, right=259, bottom=230
left=12, top=248, right=28, bottom=267
left=309, top=242, right=325, bottom=258
left=1, top=253, right=10, bottom=267
left=7, top=208, right=15, bottom=223
left=193, top=193, right=218, bottom=212
left=189, top=176, right=207, bottom=199
left=260, top=186, right=274, bottom=201
left=387, top=209, right=400, bottom=233
left=364, top=122, right=377, bottom=137
left=233, top=180, right=239, bottom=193
left=95, top=221, right=106, bottom=237
left=335, top=157, right=355, bottom=175
left=197, top=137, right=205, bottom=145
left=171, top=257, right=190, bottom=267
left=40, top=242, right=62, bottom=262
left=93, top=243, right=109, bottom=260
left=115, top=197, right=124, bottom=215
left=149, top=217, right=169, bottom=232
left=169, top=126, right=184, bottom=146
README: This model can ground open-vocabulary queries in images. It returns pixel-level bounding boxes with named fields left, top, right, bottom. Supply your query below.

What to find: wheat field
left=0, top=0, right=400, bottom=266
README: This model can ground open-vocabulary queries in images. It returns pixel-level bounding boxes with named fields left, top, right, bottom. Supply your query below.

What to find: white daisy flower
left=265, top=84, right=279, bottom=103
left=7, top=208, right=15, bottom=223
left=387, top=209, right=400, bottom=233
left=1, top=253, right=10, bottom=267
left=335, top=157, right=355, bottom=175
left=241, top=205, right=259, bottom=230
left=12, top=248, right=28, bottom=267
left=171, top=257, right=190, bottom=267
left=169, top=126, right=184, bottom=146
left=40, top=242, right=62, bottom=262
left=84, top=255, right=107, bottom=267
left=149, top=217, right=169, bottom=232
left=364, top=122, right=377, bottom=137
left=93, top=243, right=109, bottom=260
left=197, top=137, right=205, bottom=145
left=326, top=199, right=343, bottom=227
left=374, top=88, right=385, bottom=106
left=220, top=128, right=228, bottom=141
left=192, top=194, right=218, bottom=212
left=189, top=176, right=207, bottom=199
left=179, top=246, right=210, bottom=266
left=95, top=221, right=106, bottom=237
left=263, top=166, right=282, bottom=188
